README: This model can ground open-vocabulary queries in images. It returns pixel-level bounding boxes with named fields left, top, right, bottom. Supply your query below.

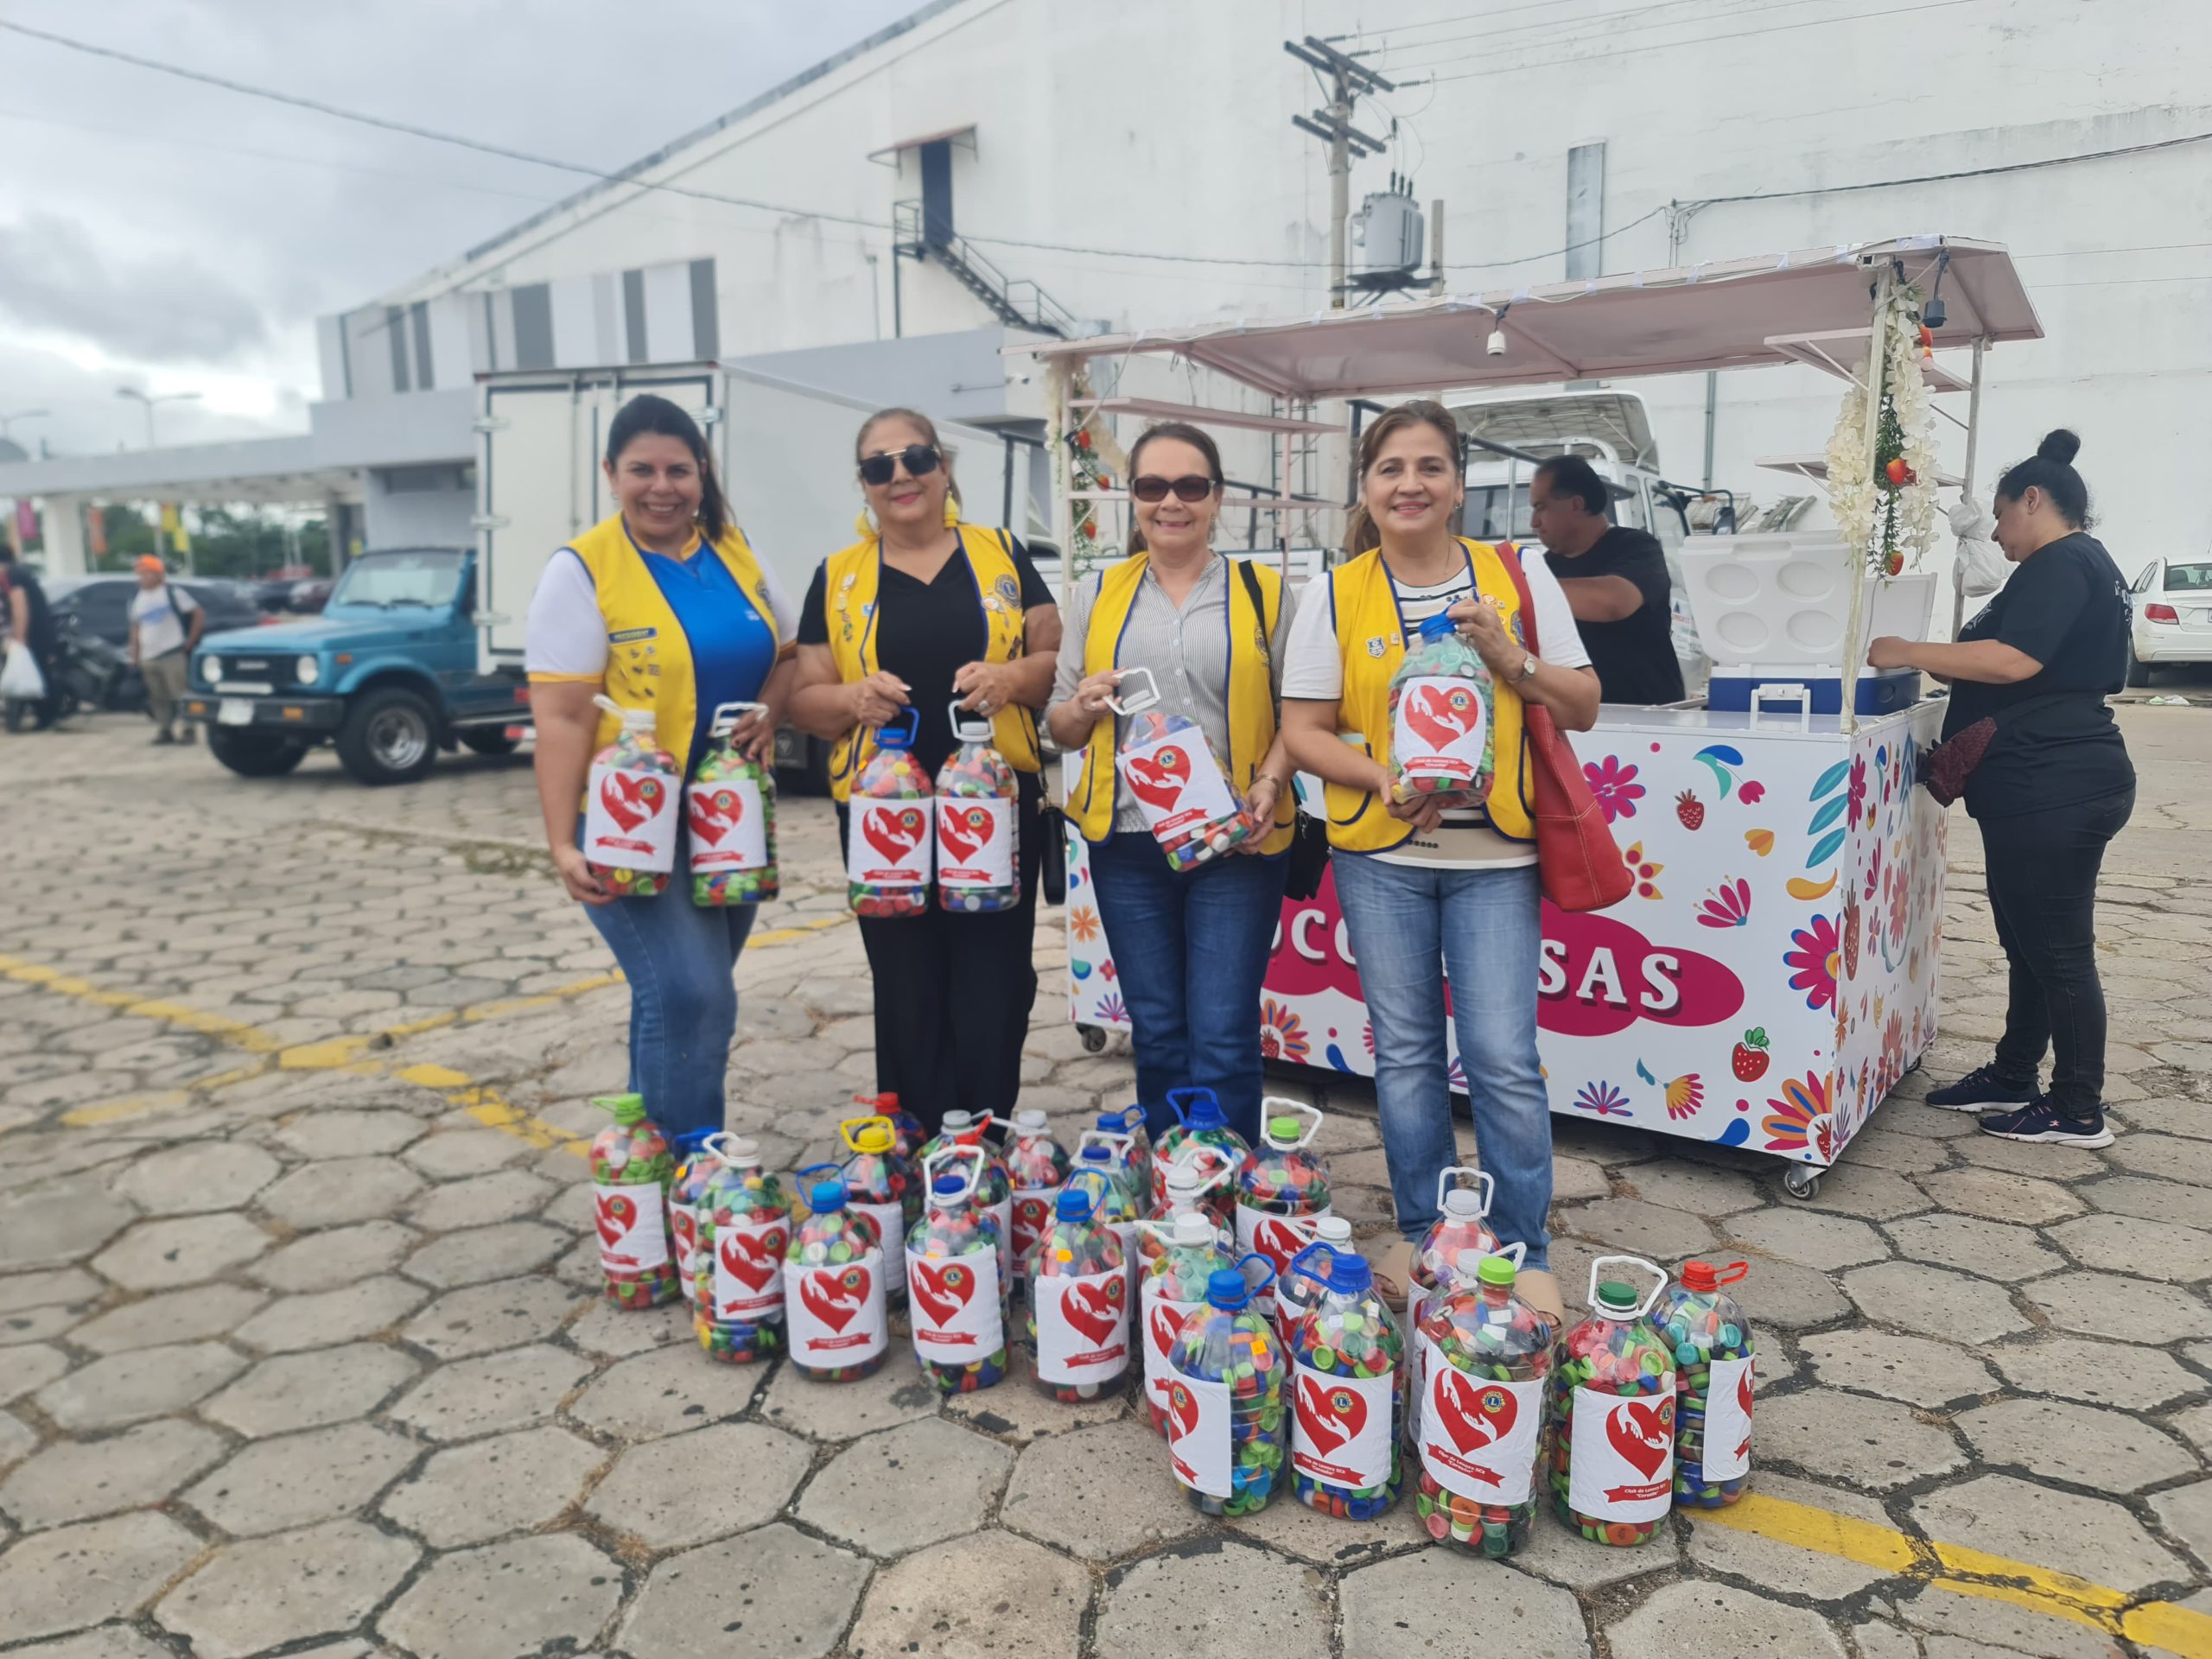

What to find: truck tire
left=460, top=728, right=521, bottom=756
left=337, top=686, right=438, bottom=785
left=208, top=728, right=309, bottom=778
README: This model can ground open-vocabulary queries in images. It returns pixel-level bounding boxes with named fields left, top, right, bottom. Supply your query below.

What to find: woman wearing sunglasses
left=1280, top=400, right=1599, bottom=1325
left=787, top=408, right=1060, bottom=1137
left=1045, top=422, right=1297, bottom=1144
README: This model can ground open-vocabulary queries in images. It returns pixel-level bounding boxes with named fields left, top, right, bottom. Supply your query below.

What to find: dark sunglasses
left=1130, top=474, right=1219, bottom=504
left=859, top=444, right=942, bottom=486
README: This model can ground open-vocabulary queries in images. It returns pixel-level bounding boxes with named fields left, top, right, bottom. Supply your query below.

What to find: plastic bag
left=1950, top=496, right=2011, bottom=599
left=0, top=640, right=44, bottom=702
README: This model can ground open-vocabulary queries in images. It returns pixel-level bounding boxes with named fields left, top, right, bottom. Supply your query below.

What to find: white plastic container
left=1680, top=536, right=1936, bottom=670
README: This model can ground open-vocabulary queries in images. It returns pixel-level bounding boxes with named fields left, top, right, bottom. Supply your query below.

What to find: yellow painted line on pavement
left=1700, top=1492, right=2212, bottom=1650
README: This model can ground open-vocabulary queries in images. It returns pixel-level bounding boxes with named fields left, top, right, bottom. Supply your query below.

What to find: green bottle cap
left=1596, top=1280, right=1637, bottom=1312
left=594, top=1092, right=647, bottom=1126
left=1477, top=1254, right=1517, bottom=1289
left=1268, top=1115, right=1300, bottom=1141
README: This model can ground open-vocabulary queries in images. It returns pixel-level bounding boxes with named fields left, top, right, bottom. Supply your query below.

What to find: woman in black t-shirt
left=785, top=408, right=1060, bottom=1136
left=1868, top=430, right=2133, bottom=1149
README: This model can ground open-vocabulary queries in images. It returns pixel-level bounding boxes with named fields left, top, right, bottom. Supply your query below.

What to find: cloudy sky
left=0, top=0, right=919, bottom=458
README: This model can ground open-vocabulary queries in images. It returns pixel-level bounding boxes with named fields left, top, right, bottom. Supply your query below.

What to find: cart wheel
left=1078, top=1025, right=1108, bottom=1054
left=1783, top=1166, right=1821, bottom=1202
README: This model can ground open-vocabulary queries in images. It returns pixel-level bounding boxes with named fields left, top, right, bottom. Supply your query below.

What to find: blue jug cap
left=1205, top=1268, right=1249, bottom=1310
left=1416, top=612, right=1459, bottom=640
left=931, top=1174, right=968, bottom=1199
left=1167, top=1086, right=1225, bottom=1131
left=1095, top=1105, right=1141, bottom=1134
left=874, top=707, right=919, bottom=751
left=1290, top=1240, right=1373, bottom=1295
left=1054, top=1186, right=1093, bottom=1222
left=1079, top=1144, right=1114, bottom=1163
left=810, top=1179, right=847, bottom=1211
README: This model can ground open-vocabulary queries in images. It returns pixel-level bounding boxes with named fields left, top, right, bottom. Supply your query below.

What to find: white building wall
left=371, top=0, right=2211, bottom=562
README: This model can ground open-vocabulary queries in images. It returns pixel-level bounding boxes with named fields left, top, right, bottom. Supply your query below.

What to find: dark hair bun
left=2037, top=429, right=2082, bottom=466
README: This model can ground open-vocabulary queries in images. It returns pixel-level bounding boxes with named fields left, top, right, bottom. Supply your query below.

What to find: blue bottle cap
left=1054, top=1186, right=1093, bottom=1222
left=931, top=1174, right=966, bottom=1199
left=1416, top=611, right=1459, bottom=640
left=1079, top=1144, right=1114, bottom=1164
left=1205, top=1268, right=1249, bottom=1310
left=1167, top=1086, right=1225, bottom=1131
left=810, top=1179, right=847, bottom=1211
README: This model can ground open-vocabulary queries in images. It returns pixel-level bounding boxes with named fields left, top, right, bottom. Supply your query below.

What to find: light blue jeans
left=1330, top=854, right=1552, bottom=1268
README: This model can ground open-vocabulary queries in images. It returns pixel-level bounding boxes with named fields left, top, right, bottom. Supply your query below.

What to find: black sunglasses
left=1130, top=474, right=1220, bottom=504
left=859, top=444, right=942, bottom=486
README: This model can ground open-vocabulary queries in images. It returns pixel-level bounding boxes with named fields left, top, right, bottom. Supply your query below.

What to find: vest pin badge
left=1367, top=637, right=1386, bottom=658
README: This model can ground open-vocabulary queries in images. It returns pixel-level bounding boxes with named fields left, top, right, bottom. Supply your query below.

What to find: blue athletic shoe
left=1978, top=1099, right=2114, bottom=1148
left=1925, top=1063, right=2039, bottom=1114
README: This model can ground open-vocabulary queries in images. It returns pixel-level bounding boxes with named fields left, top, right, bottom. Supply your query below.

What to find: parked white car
left=2127, top=557, right=2212, bottom=685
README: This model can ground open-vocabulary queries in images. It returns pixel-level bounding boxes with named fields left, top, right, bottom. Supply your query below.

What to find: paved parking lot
left=3, top=709, right=2210, bottom=1659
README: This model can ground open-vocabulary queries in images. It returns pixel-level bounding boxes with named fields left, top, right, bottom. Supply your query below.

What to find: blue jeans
left=579, top=845, right=756, bottom=1141
left=1330, top=854, right=1551, bottom=1268
left=1087, top=833, right=1288, bottom=1145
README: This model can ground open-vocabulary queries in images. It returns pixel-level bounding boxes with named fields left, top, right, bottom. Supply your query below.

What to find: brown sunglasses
left=1130, top=474, right=1220, bottom=504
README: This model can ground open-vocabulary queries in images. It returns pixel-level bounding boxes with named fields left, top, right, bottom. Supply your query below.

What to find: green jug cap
left=1478, top=1255, right=1518, bottom=1288
left=1596, top=1280, right=1637, bottom=1312
left=1268, top=1115, right=1300, bottom=1140
left=594, top=1093, right=647, bottom=1126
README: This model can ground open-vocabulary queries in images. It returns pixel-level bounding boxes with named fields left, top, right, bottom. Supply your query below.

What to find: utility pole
left=1285, top=37, right=1391, bottom=309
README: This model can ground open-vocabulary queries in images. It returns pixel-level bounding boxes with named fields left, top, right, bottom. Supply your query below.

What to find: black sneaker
left=1979, top=1099, right=2114, bottom=1148
left=1925, top=1063, right=2038, bottom=1114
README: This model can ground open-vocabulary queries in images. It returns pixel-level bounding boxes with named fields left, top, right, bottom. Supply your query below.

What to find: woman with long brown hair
left=1279, top=399, right=1598, bottom=1319
left=785, top=408, right=1060, bottom=1136
left=1045, top=422, right=1297, bottom=1142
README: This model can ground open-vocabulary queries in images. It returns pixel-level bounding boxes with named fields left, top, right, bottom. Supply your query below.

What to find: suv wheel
left=208, top=727, right=309, bottom=778
left=338, top=686, right=438, bottom=785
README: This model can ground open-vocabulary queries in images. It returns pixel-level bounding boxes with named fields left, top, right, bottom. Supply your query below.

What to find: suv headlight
left=203, top=654, right=224, bottom=683
left=296, top=655, right=321, bottom=686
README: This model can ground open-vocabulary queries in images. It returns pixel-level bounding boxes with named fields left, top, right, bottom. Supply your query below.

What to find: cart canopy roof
left=1014, top=236, right=2040, bottom=400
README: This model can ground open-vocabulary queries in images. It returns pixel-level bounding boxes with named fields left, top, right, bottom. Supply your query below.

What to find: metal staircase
left=894, top=200, right=1078, bottom=338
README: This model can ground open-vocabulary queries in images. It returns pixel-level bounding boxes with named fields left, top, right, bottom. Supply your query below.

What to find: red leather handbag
left=1495, top=544, right=1633, bottom=913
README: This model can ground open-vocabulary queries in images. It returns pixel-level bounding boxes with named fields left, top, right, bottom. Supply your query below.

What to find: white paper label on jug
left=1141, top=1286, right=1204, bottom=1414
left=1419, top=1339, right=1543, bottom=1507
left=585, top=763, right=678, bottom=871
left=686, top=777, right=768, bottom=872
left=1567, top=1385, right=1677, bottom=1522
left=1698, top=1355, right=1755, bottom=1481
left=1008, top=1187, right=1057, bottom=1271
left=710, top=1215, right=790, bottom=1321
left=1236, top=1207, right=1325, bottom=1280
left=668, top=1199, right=701, bottom=1301
left=847, top=800, right=933, bottom=888
left=1390, top=675, right=1491, bottom=786
left=593, top=1181, right=670, bottom=1273
left=1118, top=725, right=1240, bottom=842
left=785, top=1250, right=887, bottom=1367
left=850, top=1200, right=909, bottom=1262
left=906, top=1249, right=1003, bottom=1363
left=1165, top=1372, right=1232, bottom=1498
left=1291, top=1363, right=1395, bottom=1491
left=936, top=797, right=1014, bottom=888
left=1037, top=1267, right=1130, bottom=1383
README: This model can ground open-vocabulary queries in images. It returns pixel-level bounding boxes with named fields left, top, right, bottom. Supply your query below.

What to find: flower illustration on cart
left=1695, top=878, right=1752, bottom=929
left=1761, top=1071, right=1834, bottom=1157
left=1847, top=754, right=1868, bottom=825
left=1784, top=914, right=1841, bottom=1012
left=1573, top=1080, right=1632, bottom=1118
left=1096, top=993, right=1128, bottom=1026
left=1622, top=842, right=1663, bottom=900
left=1582, top=755, right=1645, bottom=824
left=1663, top=1074, right=1705, bottom=1121
left=1259, top=999, right=1311, bottom=1065
left=1070, top=905, right=1102, bottom=944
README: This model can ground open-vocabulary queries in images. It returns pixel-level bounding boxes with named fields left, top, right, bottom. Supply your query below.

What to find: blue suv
left=186, top=547, right=525, bottom=785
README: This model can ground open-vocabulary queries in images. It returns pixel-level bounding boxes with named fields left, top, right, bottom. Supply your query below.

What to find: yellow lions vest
left=1073, top=554, right=1294, bottom=855
left=822, top=524, right=1041, bottom=800
left=1323, top=538, right=1533, bottom=852
left=559, top=512, right=779, bottom=766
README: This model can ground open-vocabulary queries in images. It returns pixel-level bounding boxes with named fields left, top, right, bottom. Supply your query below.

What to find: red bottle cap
left=1679, top=1259, right=1750, bottom=1293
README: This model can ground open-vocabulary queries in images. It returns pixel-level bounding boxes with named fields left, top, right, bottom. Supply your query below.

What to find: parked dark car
left=45, top=575, right=266, bottom=650
left=285, top=579, right=334, bottom=614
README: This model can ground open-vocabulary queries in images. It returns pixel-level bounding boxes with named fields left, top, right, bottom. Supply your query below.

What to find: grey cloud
left=0, top=210, right=270, bottom=363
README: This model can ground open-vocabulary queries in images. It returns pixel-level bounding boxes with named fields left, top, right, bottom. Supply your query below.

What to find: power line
left=1361, top=0, right=1788, bottom=67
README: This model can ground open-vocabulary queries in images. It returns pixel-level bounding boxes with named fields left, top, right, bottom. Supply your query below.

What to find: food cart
left=1023, top=237, right=2044, bottom=1197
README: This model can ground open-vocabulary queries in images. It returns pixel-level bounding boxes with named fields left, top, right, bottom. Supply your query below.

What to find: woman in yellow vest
left=1280, top=401, right=1598, bottom=1318
left=786, top=408, right=1060, bottom=1137
left=525, top=394, right=799, bottom=1141
left=1045, top=423, right=1297, bottom=1144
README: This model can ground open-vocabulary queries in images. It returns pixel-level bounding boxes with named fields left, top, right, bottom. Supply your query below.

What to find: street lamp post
left=0, top=409, right=49, bottom=445
left=114, top=387, right=201, bottom=448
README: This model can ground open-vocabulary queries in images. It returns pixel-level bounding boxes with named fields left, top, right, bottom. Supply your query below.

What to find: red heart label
left=1605, top=1395, right=1674, bottom=1481
left=798, top=1263, right=871, bottom=1332
left=1402, top=682, right=1480, bottom=750
left=671, top=1207, right=697, bottom=1259
left=910, top=1256, right=977, bottom=1329
left=862, top=804, right=926, bottom=865
left=1296, top=1374, right=1368, bottom=1454
left=1060, top=1277, right=1124, bottom=1346
left=688, top=787, right=741, bottom=847
left=939, top=804, right=995, bottom=864
left=1433, top=1368, right=1516, bottom=1457
left=1166, top=1379, right=1200, bottom=1441
left=720, top=1227, right=785, bottom=1293
left=600, top=771, right=665, bottom=835
left=594, top=1193, right=634, bottom=1249
left=1148, top=1300, right=1184, bottom=1359
left=1251, top=1217, right=1309, bottom=1270
left=1011, top=1197, right=1051, bottom=1256
left=1124, top=745, right=1192, bottom=813
left=1737, top=1364, right=1755, bottom=1418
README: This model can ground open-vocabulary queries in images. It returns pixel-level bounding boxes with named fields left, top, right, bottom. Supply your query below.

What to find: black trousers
left=1980, top=786, right=2134, bottom=1116
left=837, top=778, right=1043, bottom=1139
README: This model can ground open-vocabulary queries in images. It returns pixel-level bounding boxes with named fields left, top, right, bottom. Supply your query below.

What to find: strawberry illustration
left=1675, top=789, right=1705, bottom=830
left=1731, top=1028, right=1770, bottom=1083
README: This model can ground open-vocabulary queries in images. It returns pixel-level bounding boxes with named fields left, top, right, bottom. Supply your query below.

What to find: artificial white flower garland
left=1822, top=283, right=1940, bottom=575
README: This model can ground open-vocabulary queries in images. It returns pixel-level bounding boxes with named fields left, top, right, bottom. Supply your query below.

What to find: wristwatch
left=1516, top=653, right=1540, bottom=684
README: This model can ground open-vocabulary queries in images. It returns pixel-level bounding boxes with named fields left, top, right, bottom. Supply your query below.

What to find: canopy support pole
left=1047, top=359, right=1075, bottom=598
left=1950, top=336, right=1987, bottom=639
left=1840, top=264, right=1895, bottom=734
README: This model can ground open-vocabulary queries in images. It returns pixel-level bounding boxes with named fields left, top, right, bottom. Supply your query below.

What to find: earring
left=942, top=496, right=961, bottom=529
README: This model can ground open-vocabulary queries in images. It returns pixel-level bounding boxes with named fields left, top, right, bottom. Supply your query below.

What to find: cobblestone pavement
left=3, top=710, right=2210, bottom=1659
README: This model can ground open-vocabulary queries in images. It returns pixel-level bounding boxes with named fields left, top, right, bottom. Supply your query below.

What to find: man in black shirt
left=1529, top=454, right=1684, bottom=705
